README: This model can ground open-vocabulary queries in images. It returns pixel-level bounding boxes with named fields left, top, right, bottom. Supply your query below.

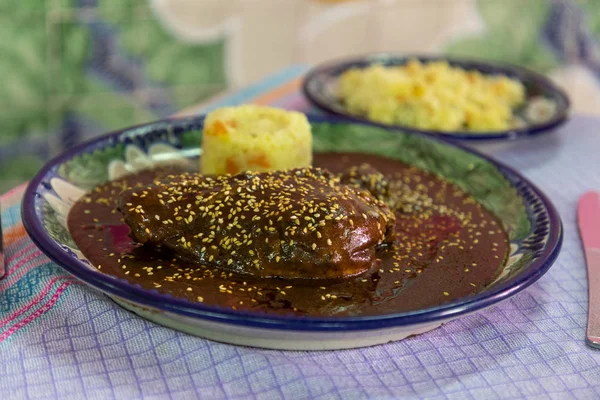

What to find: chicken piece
left=339, top=163, right=390, bottom=201
left=118, top=167, right=395, bottom=280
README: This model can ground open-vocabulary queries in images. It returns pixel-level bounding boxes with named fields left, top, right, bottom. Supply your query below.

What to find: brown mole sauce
left=67, top=152, right=509, bottom=317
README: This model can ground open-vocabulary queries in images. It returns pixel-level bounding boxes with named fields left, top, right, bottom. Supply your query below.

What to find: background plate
left=303, top=54, right=570, bottom=141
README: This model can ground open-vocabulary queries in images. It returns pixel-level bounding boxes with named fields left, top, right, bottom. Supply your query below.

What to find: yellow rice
left=200, top=105, right=312, bottom=175
left=338, top=59, right=526, bottom=132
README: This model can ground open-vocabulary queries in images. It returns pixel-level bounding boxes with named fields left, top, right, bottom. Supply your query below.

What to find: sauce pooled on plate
left=67, top=152, right=509, bottom=317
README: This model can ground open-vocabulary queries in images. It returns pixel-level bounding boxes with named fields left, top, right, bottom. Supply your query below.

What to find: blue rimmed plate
left=22, top=115, right=562, bottom=350
left=303, top=54, right=570, bottom=141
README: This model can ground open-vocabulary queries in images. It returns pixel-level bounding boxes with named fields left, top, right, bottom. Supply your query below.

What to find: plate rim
left=302, top=52, right=571, bottom=141
left=21, top=114, right=563, bottom=332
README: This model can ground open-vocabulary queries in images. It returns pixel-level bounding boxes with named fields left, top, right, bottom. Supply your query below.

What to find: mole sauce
left=67, top=153, right=509, bottom=317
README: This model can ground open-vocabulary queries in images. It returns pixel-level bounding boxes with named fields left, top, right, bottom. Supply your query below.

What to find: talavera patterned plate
left=22, top=115, right=562, bottom=350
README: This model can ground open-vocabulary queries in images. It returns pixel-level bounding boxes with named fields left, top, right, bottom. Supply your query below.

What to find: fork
left=0, top=202, right=4, bottom=279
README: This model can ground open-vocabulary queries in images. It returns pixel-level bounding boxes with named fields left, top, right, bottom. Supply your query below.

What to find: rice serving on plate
left=200, top=105, right=312, bottom=175
left=338, top=59, right=526, bottom=132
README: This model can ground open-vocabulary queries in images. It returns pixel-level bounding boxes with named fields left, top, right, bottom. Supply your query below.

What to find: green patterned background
left=2, top=0, right=600, bottom=193
left=0, top=0, right=226, bottom=192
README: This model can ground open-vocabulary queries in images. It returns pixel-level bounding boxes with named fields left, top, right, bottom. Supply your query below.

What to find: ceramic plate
left=303, top=54, right=570, bottom=141
left=22, top=115, right=562, bottom=350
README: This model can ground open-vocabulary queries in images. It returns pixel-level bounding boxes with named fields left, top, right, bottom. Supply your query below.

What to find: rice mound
left=200, top=105, right=312, bottom=175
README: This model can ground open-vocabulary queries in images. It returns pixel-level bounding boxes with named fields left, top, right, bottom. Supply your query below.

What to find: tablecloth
left=2, top=66, right=600, bottom=400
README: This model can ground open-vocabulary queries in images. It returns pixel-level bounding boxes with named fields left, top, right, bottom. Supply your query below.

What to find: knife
left=578, top=191, right=600, bottom=348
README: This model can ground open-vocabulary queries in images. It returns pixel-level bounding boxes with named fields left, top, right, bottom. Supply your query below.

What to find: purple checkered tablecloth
left=2, top=67, right=600, bottom=399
